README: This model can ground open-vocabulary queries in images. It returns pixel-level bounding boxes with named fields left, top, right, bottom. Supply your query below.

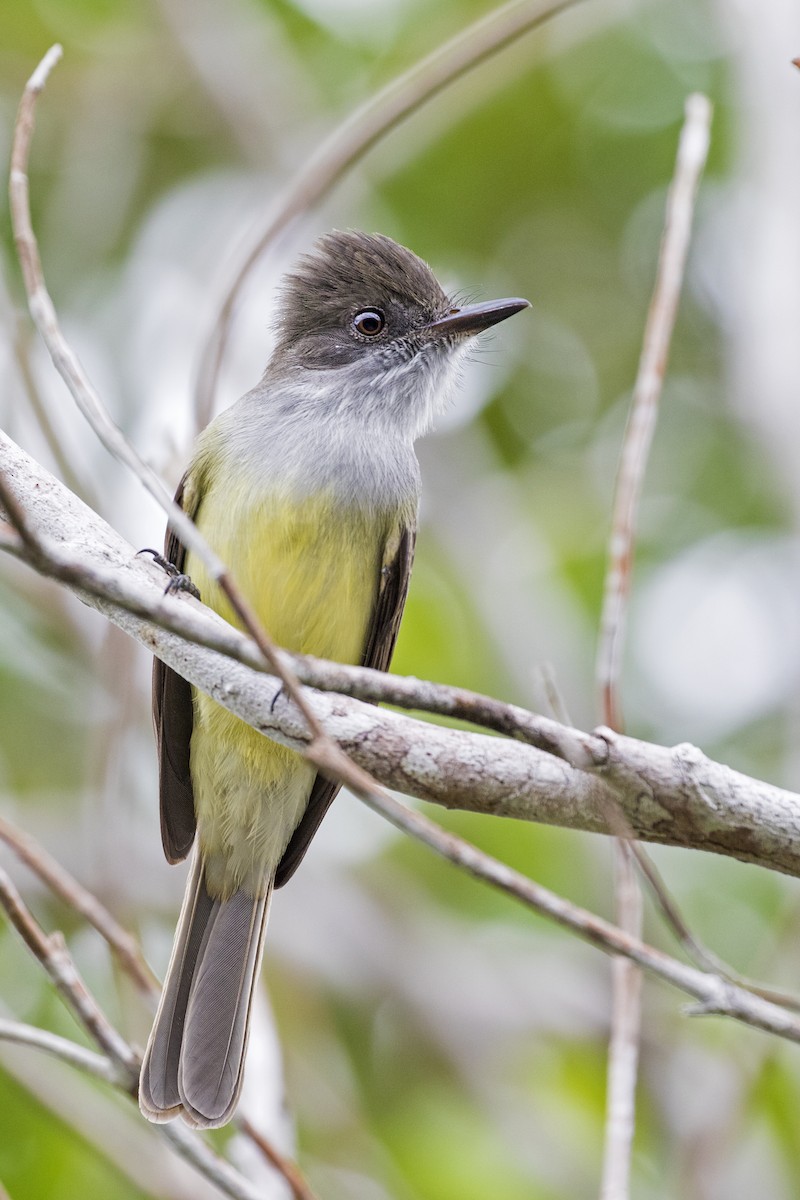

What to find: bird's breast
left=186, top=481, right=394, bottom=664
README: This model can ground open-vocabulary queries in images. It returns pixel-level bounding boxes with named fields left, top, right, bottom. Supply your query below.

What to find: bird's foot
left=138, top=548, right=202, bottom=601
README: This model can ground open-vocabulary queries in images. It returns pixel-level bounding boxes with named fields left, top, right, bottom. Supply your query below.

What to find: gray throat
left=197, top=376, right=425, bottom=516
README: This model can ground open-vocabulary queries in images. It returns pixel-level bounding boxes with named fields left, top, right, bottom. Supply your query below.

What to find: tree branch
left=2, top=426, right=800, bottom=881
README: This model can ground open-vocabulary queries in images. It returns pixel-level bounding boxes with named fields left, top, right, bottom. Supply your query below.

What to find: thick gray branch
left=2, top=428, right=800, bottom=878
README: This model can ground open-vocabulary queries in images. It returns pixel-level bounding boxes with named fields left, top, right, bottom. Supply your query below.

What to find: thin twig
left=10, top=47, right=233, bottom=604
left=597, top=95, right=712, bottom=1200
left=0, top=814, right=159, bottom=1001
left=194, top=0, right=581, bottom=428
left=0, top=799, right=312, bottom=1197
left=0, top=1017, right=122, bottom=1085
left=216, top=572, right=328, bottom=744
left=601, top=843, right=643, bottom=1200
left=4, top=286, right=97, bottom=505
left=239, top=1118, right=318, bottom=1200
left=158, top=1125, right=266, bottom=1200
left=0, top=865, right=139, bottom=1078
left=596, top=93, right=713, bottom=729
left=537, top=657, right=643, bottom=1200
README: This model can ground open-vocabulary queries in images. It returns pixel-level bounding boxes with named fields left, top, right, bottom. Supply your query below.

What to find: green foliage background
left=1, top=0, right=800, bottom=1197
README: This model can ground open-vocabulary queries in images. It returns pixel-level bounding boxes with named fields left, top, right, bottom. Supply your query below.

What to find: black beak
left=425, top=297, right=531, bottom=339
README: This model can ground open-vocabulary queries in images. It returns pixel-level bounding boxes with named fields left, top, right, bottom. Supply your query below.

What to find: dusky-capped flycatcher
left=139, top=230, right=529, bottom=1128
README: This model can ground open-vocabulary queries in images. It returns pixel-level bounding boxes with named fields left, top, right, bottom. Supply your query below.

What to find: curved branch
left=0, top=1018, right=122, bottom=1085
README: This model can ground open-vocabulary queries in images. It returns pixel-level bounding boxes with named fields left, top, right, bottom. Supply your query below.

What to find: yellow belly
left=185, top=485, right=387, bottom=896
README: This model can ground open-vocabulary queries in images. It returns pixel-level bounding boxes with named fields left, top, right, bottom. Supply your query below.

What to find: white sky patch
left=632, top=533, right=800, bottom=741
left=290, top=0, right=405, bottom=44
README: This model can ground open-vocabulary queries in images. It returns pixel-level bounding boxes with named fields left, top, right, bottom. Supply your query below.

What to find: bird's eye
left=353, top=309, right=385, bottom=337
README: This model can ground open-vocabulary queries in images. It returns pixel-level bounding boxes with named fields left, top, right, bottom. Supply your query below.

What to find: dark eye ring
left=353, top=309, right=385, bottom=337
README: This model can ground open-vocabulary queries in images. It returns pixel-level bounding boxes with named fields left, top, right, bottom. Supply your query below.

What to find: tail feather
left=179, top=884, right=271, bottom=1126
left=139, top=851, right=272, bottom=1128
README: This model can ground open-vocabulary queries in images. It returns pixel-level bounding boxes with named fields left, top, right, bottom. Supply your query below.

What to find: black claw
left=164, top=573, right=202, bottom=601
left=270, top=684, right=285, bottom=714
left=138, top=548, right=202, bottom=601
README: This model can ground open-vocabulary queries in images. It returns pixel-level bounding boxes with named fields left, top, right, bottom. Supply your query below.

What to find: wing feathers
left=153, top=475, right=198, bottom=863
left=274, top=519, right=416, bottom=886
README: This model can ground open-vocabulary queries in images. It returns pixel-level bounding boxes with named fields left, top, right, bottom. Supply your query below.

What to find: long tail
left=139, top=850, right=272, bottom=1128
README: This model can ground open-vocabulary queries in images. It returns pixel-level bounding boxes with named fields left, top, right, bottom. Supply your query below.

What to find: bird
left=139, top=229, right=529, bottom=1128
